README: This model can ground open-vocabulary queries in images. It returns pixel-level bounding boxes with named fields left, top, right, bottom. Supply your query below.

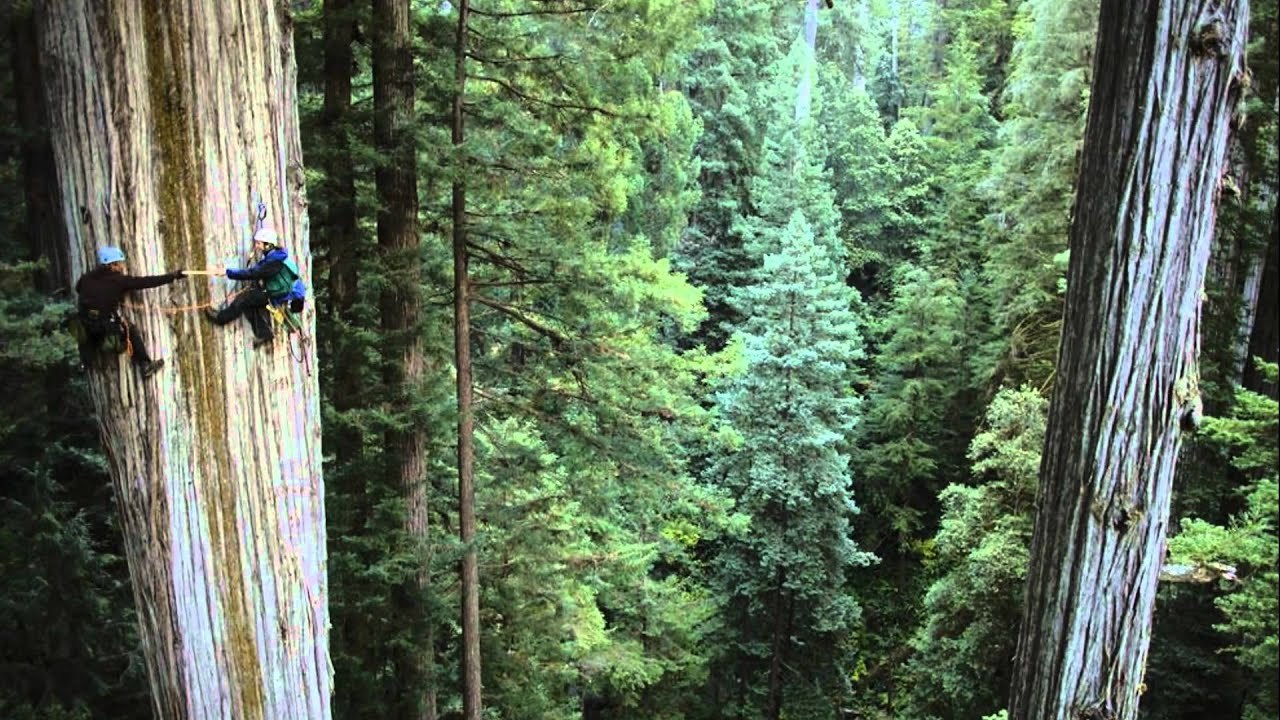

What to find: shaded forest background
left=0, top=0, right=1276, bottom=719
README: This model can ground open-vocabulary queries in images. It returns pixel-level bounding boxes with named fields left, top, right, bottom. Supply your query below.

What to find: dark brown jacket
left=75, top=266, right=182, bottom=314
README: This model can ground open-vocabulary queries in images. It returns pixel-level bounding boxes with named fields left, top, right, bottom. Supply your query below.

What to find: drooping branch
left=470, top=74, right=617, bottom=116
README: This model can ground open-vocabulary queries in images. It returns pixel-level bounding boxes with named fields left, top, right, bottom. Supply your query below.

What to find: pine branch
left=464, top=50, right=565, bottom=65
left=468, top=7, right=592, bottom=19
left=472, top=293, right=567, bottom=346
left=471, top=74, right=616, bottom=116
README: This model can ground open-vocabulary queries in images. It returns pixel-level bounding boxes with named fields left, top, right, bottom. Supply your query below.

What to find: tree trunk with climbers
left=1008, top=0, right=1248, bottom=715
left=36, top=3, right=331, bottom=719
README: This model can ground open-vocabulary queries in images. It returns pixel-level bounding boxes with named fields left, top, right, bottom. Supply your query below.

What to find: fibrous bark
left=1008, top=0, right=1248, bottom=716
left=373, top=0, right=431, bottom=717
left=36, top=3, right=331, bottom=719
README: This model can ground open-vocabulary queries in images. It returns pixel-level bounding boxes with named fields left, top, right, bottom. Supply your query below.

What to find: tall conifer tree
left=709, top=211, right=873, bottom=719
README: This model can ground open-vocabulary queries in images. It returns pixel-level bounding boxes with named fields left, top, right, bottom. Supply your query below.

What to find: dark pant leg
left=245, top=305, right=274, bottom=341
left=120, top=317, right=153, bottom=365
left=213, top=288, right=273, bottom=340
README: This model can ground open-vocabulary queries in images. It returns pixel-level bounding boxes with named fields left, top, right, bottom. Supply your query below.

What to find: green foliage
left=897, top=386, right=1046, bottom=720
left=817, top=64, right=901, bottom=298
left=675, top=0, right=785, bottom=350
left=1166, top=364, right=1280, bottom=720
left=706, top=210, right=874, bottom=716
left=981, top=0, right=1097, bottom=388
left=855, top=265, right=969, bottom=549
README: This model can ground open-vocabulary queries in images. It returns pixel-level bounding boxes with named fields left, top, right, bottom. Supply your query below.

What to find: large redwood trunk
left=1007, top=0, right=1248, bottom=715
left=36, top=3, right=331, bottom=719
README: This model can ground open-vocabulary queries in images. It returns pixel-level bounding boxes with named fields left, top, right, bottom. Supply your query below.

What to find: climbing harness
left=252, top=199, right=312, bottom=374
left=81, top=198, right=313, bottom=373
left=68, top=307, right=134, bottom=359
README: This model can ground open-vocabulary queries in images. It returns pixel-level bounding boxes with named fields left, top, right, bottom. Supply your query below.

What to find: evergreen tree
left=429, top=1, right=726, bottom=715
left=817, top=63, right=897, bottom=298
left=1161, top=362, right=1279, bottom=720
left=855, top=265, right=969, bottom=547
left=707, top=211, right=874, bottom=719
left=910, top=28, right=997, bottom=274
left=900, top=386, right=1047, bottom=720
left=676, top=0, right=785, bottom=350
left=982, top=0, right=1097, bottom=389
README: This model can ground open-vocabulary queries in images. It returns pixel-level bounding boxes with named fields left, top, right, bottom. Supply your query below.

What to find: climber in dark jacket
left=206, top=227, right=303, bottom=348
left=74, top=245, right=185, bottom=377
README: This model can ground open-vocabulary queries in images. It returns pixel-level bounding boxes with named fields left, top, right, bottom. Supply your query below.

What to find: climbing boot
left=254, top=335, right=274, bottom=349
left=205, top=308, right=221, bottom=323
left=140, top=359, right=166, bottom=378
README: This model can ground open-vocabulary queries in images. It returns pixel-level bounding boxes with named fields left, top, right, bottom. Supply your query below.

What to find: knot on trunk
left=1191, top=19, right=1227, bottom=58
left=1074, top=701, right=1119, bottom=720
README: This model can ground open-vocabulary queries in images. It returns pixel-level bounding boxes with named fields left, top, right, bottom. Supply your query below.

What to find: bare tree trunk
left=36, top=3, right=331, bottom=719
left=451, top=1, right=483, bottom=717
left=373, top=0, right=430, bottom=718
left=11, top=3, right=67, bottom=292
left=321, top=0, right=364, bottom=466
left=1008, top=0, right=1248, bottom=715
left=764, top=570, right=789, bottom=720
left=1243, top=211, right=1278, bottom=397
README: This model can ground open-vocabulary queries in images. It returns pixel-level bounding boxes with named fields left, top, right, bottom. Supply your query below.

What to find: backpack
left=265, top=255, right=307, bottom=314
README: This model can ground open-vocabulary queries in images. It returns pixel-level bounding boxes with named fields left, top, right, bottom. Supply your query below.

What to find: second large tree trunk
left=373, top=0, right=431, bottom=717
left=1007, top=0, right=1248, bottom=716
left=36, top=3, right=331, bottom=719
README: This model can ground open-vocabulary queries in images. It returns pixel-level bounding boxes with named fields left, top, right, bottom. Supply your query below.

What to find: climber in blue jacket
left=206, top=227, right=304, bottom=349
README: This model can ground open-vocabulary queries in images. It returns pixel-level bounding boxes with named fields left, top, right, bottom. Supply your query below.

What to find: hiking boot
left=140, top=359, right=165, bottom=378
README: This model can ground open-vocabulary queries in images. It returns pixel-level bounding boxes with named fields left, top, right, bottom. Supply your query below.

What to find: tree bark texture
left=373, top=0, right=431, bottom=718
left=1008, top=0, right=1248, bottom=716
left=452, top=1, right=483, bottom=717
left=1242, top=210, right=1278, bottom=397
left=320, top=0, right=364, bottom=466
left=11, top=4, right=69, bottom=292
left=36, top=3, right=331, bottom=719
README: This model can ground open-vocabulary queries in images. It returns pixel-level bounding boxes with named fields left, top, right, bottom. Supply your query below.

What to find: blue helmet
left=97, top=246, right=126, bottom=265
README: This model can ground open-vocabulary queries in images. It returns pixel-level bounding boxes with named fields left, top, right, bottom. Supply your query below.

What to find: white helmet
left=253, top=227, right=280, bottom=246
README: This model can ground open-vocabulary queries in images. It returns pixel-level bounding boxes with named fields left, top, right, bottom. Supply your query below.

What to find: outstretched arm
left=226, top=259, right=284, bottom=281
left=119, top=270, right=184, bottom=290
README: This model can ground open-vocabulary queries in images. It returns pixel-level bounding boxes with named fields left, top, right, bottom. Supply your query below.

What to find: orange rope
left=121, top=289, right=245, bottom=316
left=119, top=315, right=134, bottom=358
left=121, top=299, right=217, bottom=315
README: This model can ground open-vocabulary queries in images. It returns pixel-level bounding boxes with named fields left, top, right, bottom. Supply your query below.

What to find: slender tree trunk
left=765, top=570, right=789, bottom=720
left=1008, top=0, right=1248, bottom=715
left=321, top=0, right=363, bottom=465
left=11, top=4, right=67, bottom=292
left=373, top=1, right=430, bottom=718
left=36, top=3, right=331, bottom=719
left=451, top=1, right=482, bottom=717
left=1242, top=212, right=1278, bottom=397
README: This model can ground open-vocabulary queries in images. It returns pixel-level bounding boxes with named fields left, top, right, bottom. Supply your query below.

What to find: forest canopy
left=0, top=0, right=1275, bottom=719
